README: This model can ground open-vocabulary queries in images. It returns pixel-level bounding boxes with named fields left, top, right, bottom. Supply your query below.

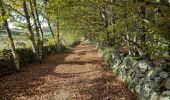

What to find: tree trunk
left=46, top=17, right=58, bottom=50
left=124, top=1, right=132, bottom=55
left=0, top=0, right=20, bottom=70
left=56, top=15, right=61, bottom=52
left=32, top=0, right=44, bottom=59
left=43, top=0, right=57, bottom=48
left=22, top=0, right=38, bottom=61
left=47, top=17, right=55, bottom=39
left=29, top=0, right=42, bottom=61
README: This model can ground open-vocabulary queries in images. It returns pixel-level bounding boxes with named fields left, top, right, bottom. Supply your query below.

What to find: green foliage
left=113, top=63, right=119, bottom=76
left=0, top=0, right=169, bottom=71
left=61, top=32, right=81, bottom=47
left=16, top=48, right=34, bottom=64
left=0, top=49, right=16, bottom=76
left=102, top=47, right=113, bottom=65
left=64, top=0, right=170, bottom=68
left=46, top=38, right=56, bottom=46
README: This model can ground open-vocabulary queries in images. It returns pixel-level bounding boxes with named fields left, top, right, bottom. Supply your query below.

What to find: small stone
left=150, top=82, right=159, bottom=89
left=147, top=68, right=162, bottom=81
left=137, top=73, right=145, bottom=78
left=143, top=83, right=151, bottom=97
left=130, top=88, right=135, bottom=93
left=159, top=71, right=168, bottom=79
left=147, top=70, right=154, bottom=79
left=159, top=96, right=170, bottom=100
left=124, top=57, right=132, bottom=66
left=164, top=78, right=170, bottom=90
left=155, top=77, right=161, bottom=83
left=162, top=91, right=170, bottom=96
left=139, top=78, right=144, bottom=85
left=135, top=84, right=142, bottom=93
left=151, top=92, right=159, bottom=100
left=138, top=61, right=149, bottom=73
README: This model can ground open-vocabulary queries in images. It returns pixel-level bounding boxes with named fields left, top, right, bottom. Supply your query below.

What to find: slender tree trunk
left=56, top=15, right=61, bottom=52
left=47, top=18, right=55, bottom=38
left=22, top=0, right=38, bottom=60
left=29, top=0, right=42, bottom=61
left=0, top=0, right=20, bottom=70
left=32, top=0, right=43, bottom=59
left=33, top=0, right=43, bottom=39
left=46, top=17, right=58, bottom=50
left=43, top=0, right=57, bottom=47
left=124, top=1, right=132, bottom=55
left=100, top=6, right=110, bottom=46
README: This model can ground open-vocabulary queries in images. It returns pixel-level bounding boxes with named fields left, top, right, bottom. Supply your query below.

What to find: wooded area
left=0, top=0, right=170, bottom=100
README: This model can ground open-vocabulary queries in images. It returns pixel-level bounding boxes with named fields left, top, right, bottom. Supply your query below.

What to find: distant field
left=0, top=29, right=81, bottom=50
left=0, top=31, right=52, bottom=50
left=0, top=42, right=10, bottom=50
left=0, top=38, right=32, bottom=50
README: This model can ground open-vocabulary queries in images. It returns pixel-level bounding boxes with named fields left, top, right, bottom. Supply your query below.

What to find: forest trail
left=0, top=42, right=136, bottom=100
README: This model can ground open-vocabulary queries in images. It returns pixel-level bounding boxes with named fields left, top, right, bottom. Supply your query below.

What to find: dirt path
left=0, top=42, right=136, bottom=100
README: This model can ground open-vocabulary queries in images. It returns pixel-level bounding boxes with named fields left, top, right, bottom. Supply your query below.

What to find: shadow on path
left=0, top=42, right=136, bottom=100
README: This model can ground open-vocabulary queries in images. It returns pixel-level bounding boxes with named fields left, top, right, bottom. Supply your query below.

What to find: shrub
left=16, top=48, right=34, bottom=64
left=0, top=50, right=15, bottom=76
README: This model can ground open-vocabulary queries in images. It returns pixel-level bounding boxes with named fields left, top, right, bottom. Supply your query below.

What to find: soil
left=0, top=42, right=136, bottom=100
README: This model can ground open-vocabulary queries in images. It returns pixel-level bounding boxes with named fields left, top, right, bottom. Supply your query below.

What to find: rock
left=135, top=84, right=142, bottom=94
left=130, top=88, right=135, bottom=93
left=127, top=75, right=131, bottom=83
left=143, top=83, right=151, bottom=97
left=155, top=77, right=161, bottom=83
left=139, top=78, right=144, bottom=85
left=159, top=71, right=168, bottom=79
left=147, top=70, right=154, bottom=80
left=134, top=77, right=139, bottom=85
left=129, top=82, right=136, bottom=89
left=137, top=94, right=147, bottom=100
left=147, top=68, right=162, bottom=81
left=115, top=58, right=122, bottom=65
left=137, top=73, right=145, bottom=78
left=105, top=52, right=170, bottom=100
left=123, top=57, right=132, bottom=66
left=159, top=96, right=170, bottom=100
left=164, top=78, right=170, bottom=90
left=162, top=91, right=170, bottom=96
left=151, top=92, right=159, bottom=100
left=111, top=53, right=117, bottom=59
left=132, top=61, right=138, bottom=68
left=150, top=82, right=159, bottom=89
left=138, top=61, right=150, bottom=73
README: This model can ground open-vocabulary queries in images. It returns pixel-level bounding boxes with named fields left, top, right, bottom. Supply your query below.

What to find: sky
left=8, top=14, right=48, bottom=29
left=8, top=22, right=48, bottom=29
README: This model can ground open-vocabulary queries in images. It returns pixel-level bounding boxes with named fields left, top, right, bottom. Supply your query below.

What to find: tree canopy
left=0, top=0, right=170, bottom=69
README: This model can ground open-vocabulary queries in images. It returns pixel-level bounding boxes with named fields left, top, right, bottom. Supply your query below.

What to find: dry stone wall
left=0, top=49, right=15, bottom=76
left=0, top=45, right=66, bottom=76
left=0, top=41, right=80, bottom=77
left=97, top=44, right=170, bottom=100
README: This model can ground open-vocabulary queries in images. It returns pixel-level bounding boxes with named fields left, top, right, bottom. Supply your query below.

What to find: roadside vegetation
left=0, top=0, right=169, bottom=99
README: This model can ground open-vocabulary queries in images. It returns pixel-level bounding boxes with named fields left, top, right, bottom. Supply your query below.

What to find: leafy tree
left=0, top=0, right=20, bottom=70
left=44, top=0, right=170, bottom=67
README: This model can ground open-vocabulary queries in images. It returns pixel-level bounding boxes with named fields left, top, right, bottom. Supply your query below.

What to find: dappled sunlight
left=0, top=42, right=135, bottom=100
left=0, top=0, right=169, bottom=99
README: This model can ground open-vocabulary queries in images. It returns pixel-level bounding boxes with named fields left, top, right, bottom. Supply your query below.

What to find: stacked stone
left=98, top=47, right=170, bottom=100
left=0, top=49, right=15, bottom=76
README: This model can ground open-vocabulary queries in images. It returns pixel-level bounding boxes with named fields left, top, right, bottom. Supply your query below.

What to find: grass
left=61, top=32, right=82, bottom=46
left=0, top=31, right=82, bottom=50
